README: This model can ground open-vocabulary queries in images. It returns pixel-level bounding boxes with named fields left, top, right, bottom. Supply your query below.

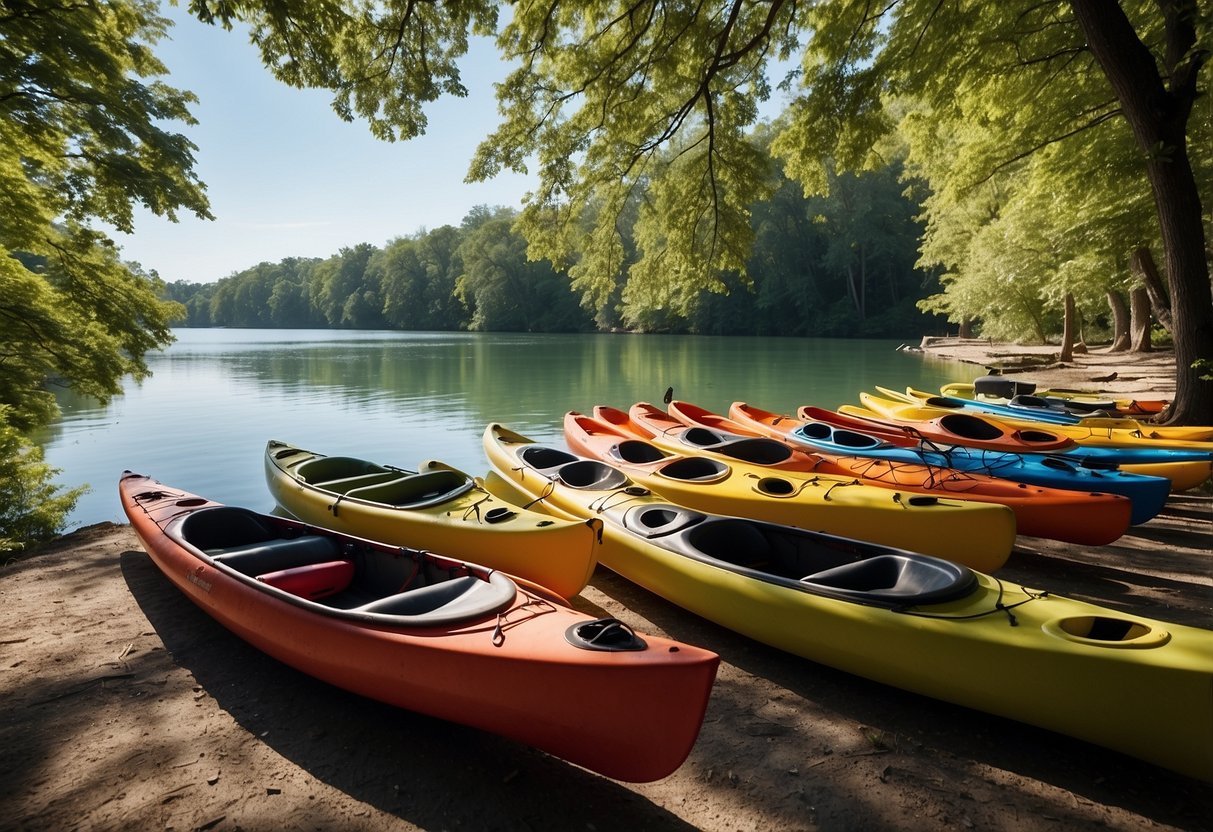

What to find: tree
left=2, top=0, right=210, bottom=545
left=188, top=1, right=1210, bottom=421
left=457, top=210, right=591, bottom=332
left=780, top=1, right=1211, bottom=423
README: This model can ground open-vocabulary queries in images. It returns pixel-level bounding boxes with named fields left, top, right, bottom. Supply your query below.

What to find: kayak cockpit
left=937, top=413, right=1007, bottom=441
left=795, top=423, right=883, bottom=450
left=620, top=504, right=977, bottom=609
left=675, top=427, right=795, bottom=465
left=286, top=453, right=476, bottom=508
left=174, top=506, right=516, bottom=625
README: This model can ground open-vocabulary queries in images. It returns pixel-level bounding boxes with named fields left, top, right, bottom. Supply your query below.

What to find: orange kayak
left=119, top=472, right=719, bottom=782
left=644, top=402, right=1132, bottom=547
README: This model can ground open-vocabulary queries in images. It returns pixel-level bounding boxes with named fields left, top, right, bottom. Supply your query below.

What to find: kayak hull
left=483, top=426, right=1213, bottom=783
left=264, top=441, right=599, bottom=599
left=120, top=472, right=718, bottom=782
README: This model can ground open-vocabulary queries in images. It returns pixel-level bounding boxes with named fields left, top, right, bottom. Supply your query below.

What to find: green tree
left=0, top=408, right=86, bottom=552
left=457, top=210, right=591, bottom=332
left=777, top=0, right=1211, bottom=423
left=375, top=227, right=467, bottom=331
left=188, top=1, right=1209, bottom=422
left=310, top=243, right=379, bottom=327
left=2, top=0, right=210, bottom=544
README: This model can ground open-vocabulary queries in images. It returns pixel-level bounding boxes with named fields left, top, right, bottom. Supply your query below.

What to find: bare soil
left=2, top=341, right=1211, bottom=832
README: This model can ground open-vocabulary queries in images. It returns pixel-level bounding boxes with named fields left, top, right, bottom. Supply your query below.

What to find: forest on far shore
left=163, top=157, right=950, bottom=339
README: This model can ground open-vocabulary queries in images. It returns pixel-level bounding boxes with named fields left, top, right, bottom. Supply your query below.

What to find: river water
left=40, top=329, right=966, bottom=529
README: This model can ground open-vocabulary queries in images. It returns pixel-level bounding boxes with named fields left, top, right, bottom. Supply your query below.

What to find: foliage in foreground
left=1, top=0, right=208, bottom=546
left=0, top=409, right=86, bottom=554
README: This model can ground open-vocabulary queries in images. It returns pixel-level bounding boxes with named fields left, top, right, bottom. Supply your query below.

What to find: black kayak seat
left=657, top=456, right=729, bottom=482
left=678, top=427, right=793, bottom=464
left=352, top=573, right=517, bottom=624
left=178, top=506, right=277, bottom=551
left=715, top=437, right=793, bottom=465
left=611, top=439, right=670, bottom=464
left=519, top=445, right=579, bottom=471
left=924, top=396, right=968, bottom=409
left=556, top=459, right=630, bottom=490
left=621, top=503, right=707, bottom=539
left=801, top=555, right=976, bottom=606
left=680, top=426, right=730, bottom=447
left=797, top=424, right=879, bottom=450
left=938, top=413, right=1005, bottom=441
left=210, top=536, right=345, bottom=576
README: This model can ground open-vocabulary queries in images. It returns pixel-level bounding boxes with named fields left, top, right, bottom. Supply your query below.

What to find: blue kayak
left=789, top=420, right=1170, bottom=526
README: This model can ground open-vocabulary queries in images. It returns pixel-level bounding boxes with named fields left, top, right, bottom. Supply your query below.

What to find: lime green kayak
left=482, top=423, right=1213, bottom=782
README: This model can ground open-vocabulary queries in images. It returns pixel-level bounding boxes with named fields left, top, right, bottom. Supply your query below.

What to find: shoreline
left=914, top=336, right=1178, bottom=401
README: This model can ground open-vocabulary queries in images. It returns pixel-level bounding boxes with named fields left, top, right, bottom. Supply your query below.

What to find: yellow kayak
left=483, top=423, right=1213, bottom=782
left=892, top=385, right=1213, bottom=443
left=264, top=440, right=600, bottom=599
left=850, top=393, right=1213, bottom=491
left=557, top=414, right=1016, bottom=572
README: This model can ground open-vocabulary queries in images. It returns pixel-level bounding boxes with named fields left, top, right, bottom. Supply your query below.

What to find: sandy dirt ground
left=2, top=341, right=1210, bottom=832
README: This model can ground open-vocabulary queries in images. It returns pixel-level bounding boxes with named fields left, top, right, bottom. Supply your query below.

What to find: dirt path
left=2, top=494, right=1210, bottom=832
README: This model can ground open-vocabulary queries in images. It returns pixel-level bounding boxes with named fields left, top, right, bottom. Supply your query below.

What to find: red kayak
left=119, top=472, right=720, bottom=782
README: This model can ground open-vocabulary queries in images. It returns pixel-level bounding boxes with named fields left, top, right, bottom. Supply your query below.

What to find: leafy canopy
left=2, top=0, right=213, bottom=544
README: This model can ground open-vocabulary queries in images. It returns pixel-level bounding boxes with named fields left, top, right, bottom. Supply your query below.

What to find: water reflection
left=41, top=329, right=965, bottom=529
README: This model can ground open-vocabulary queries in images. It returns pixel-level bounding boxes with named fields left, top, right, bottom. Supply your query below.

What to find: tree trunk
left=958, top=318, right=974, bottom=338
left=1128, top=246, right=1174, bottom=334
left=1059, top=292, right=1077, bottom=362
left=1071, top=0, right=1213, bottom=424
left=1106, top=290, right=1130, bottom=351
left=1130, top=287, right=1153, bottom=352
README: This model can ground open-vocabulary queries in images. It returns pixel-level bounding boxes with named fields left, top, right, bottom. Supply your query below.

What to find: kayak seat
left=343, top=470, right=474, bottom=508
left=178, top=506, right=277, bottom=550
left=798, top=424, right=879, bottom=450
left=211, top=535, right=345, bottom=576
left=295, top=455, right=389, bottom=484
left=612, top=440, right=670, bottom=464
left=657, top=457, right=729, bottom=482
left=257, top=560, right=356, bottom=600
left=621, top=504, right=707, bottom=538
left=938, top=414, right=1004, bottom=441
left=680, top=427, right=729, bottom=447
left=556, top=459, right=630, bottom=490
left=354, top=573, right=515, bottom=624
left=519, top=445, right=579, bottom=470
left=680, top=518, right=770, bottom=567
left=801, top=555, right=976, bottom=607
left=714, top=438, right=793, bottom=465
left=312, top=470, right=404, bottom=494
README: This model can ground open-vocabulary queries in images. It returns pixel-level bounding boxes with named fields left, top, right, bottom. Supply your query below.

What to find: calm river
left=40, top=329, right=967, bottom=530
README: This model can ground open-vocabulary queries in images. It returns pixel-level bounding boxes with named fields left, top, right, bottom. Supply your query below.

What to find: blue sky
left=116, top=6, right=536, bottom=284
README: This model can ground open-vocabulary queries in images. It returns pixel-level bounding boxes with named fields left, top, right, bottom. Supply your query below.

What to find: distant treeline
left=164, top=164, right=946, bottom=337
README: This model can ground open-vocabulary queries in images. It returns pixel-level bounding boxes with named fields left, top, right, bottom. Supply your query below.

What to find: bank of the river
left=2, top=340, right=1210, bottom=831
left=915, top=336, right=1179, bottom=400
